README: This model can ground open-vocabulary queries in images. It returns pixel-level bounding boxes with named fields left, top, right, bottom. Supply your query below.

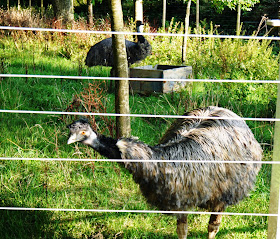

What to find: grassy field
left=0, top=8, right=278, bottom=238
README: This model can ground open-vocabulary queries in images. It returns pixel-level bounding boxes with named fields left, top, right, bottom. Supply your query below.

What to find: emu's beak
left=67, top=133, right=78, bottom=144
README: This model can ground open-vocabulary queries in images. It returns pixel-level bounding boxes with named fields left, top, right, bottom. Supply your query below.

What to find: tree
left=182, top=0, right=192, bottom=63
left=196, top=0, right=199, bottom=31
left=210, top=0, right=260, bottom=12
left=236, top=3, right=241, bottom=34
left=135, top=0, right=143, bottom=22
left=52, top=0, right=74, bottom=24
left=110, top=0, right=131, bottom=138
left=162, top=0, right=167, bottom=29
left=87, top=0, right=93, bottom=27
left=210, top=0, right=260, bottom=34
left=40, top=0, right=44, bottom=14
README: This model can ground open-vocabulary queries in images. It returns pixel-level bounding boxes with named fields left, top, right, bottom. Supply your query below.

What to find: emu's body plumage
left=85, top=21, right=152, bottom=67
left=67, top=106, right=262, bottom=239
left=117, top=107, right=262, bottom=211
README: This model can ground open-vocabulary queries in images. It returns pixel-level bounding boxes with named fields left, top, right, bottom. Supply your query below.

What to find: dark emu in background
left=85, top=21, right=152, bottom=67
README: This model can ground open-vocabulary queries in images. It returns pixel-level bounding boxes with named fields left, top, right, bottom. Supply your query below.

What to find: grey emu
left=85, top=21, right=152, bottom=67
left=67, top=106, right=262, bottom=239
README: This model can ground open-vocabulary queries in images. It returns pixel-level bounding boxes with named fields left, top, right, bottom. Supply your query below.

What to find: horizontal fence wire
left=0, top=109, right=279, bottom=122
left=1, top=73, right=280, bottom=84
left=0, top=207, right=276, bottom=217
left=1, top=25, right=280, bottom=40
left=0, top=157, right=279, bottom=164
left=1, top=25, right=279, bottom=222
left=0, top=158, right=277, bottom=195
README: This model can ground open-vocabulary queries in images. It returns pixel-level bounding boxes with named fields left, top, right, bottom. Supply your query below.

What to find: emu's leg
left=208, top=213, right=223, bottom=239
left=208, top=203, right=225, bottom=239
left=176, top=215, right=188, bottom=239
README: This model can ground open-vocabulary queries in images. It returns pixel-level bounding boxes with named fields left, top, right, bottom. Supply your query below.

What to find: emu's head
left=136, top=20, right=144, bottom=33
left=67, top=119, right=97, bottom=146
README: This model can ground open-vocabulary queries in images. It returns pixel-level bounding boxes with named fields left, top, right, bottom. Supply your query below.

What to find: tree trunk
left=236, top=4, right=241, bottom=35
left=182, top=0, right=191, bottom=64
left=7, top=0, right=9, bottom=9
left=52, top=0, right=74, bottom=24
left=196, top=0, right=199, bottom=32
left=110, top=0, right=131, bottom=138
left=29, top=0, right=31, bottom=8
left=135, top=0, right=143, bottom=22
left=41, top=0, right=44, bottom=14
left=18, top=0, right=20, bottom=10
left=87, top=0, right=93, bottom=28
left=279, top=0, right=280, bottom=36
left=162, top=0, right=166, bottom=29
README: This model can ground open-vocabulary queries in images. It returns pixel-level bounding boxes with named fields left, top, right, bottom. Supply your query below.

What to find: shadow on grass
left=0, top=198, right=268, bottom=239
left=0, top=206, right=56, bottom=239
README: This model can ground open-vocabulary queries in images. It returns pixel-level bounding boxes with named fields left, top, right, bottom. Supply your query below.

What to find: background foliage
left=0, top=0, right=279, bottom=34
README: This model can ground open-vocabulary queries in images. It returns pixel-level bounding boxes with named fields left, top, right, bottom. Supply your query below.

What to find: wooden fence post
left=267, top=80, right=280, bottom=239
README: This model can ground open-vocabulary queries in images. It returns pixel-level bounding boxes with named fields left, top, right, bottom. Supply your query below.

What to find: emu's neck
left=89, top=134, right=121, bottom=159
left=137, top=35, right=146, bottom=44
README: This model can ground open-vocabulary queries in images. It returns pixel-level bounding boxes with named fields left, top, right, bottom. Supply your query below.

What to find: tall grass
left=0, top=8, right=277, bottom=238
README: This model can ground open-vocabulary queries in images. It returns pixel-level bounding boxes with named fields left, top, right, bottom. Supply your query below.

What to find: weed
left=64, top=80, right=116, bottom=137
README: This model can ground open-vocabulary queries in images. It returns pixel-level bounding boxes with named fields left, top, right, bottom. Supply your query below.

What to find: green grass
left=0, top=159, right=271, bottom=238
left=0, top=9, right=277, bottom=238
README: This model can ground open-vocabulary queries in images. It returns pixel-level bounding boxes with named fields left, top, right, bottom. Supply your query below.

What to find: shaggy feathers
left=67, top=106, right=262, bottom=238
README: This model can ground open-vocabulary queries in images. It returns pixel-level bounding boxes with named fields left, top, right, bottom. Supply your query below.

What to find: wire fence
left=1, top=25, right=280, bottom=237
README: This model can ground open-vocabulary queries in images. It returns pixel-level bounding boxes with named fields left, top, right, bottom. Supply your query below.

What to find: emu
left=67, top=106, right=262, bottom=239
left=85, top=21, right=152, bottom=67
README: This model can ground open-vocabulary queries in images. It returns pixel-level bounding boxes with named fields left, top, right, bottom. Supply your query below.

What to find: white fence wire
left=1, top=25, right=280, bottom=40
left=1, top=109, right=280, bottom=122
left=0, top=25, right=280, bottom=236
left=1, top=73, right=280, bottom=84
left=1, top=157, right=280, bottom=164
left=0, top=207, right=277, bottom=217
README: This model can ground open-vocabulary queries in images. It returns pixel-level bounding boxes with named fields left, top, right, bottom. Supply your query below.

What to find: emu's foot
left=208, top=223, right=220, bottom=239
left=208, top=214, right=223, bottom=239
left=176, top=215, right=188, bottom=239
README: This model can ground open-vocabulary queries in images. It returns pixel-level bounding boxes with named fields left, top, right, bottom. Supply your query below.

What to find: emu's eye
left=81, top=131, right=86, bottom=135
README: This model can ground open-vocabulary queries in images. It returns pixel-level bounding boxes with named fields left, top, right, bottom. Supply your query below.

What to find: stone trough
left=129, top=65, right=192, bottom=95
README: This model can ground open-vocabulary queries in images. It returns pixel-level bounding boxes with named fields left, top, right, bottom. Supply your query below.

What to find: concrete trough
left=129, top=65, right=192, bottom=95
